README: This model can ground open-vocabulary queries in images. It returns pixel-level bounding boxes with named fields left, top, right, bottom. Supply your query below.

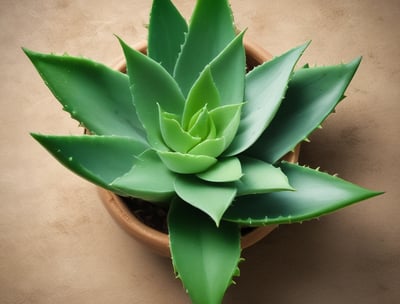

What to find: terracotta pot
left=98, top=40, right=301, bottom=257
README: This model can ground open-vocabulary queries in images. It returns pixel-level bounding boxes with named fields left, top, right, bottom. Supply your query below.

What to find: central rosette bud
left=156, top=67, right=243, bottom=174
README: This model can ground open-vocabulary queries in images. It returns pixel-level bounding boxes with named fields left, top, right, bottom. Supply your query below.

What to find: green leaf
left=224, top=42, right=310, bottom=156
left=210, top=103, right=243, bottom=151
left=118, top=38, right=185, bottom=150
left=110, top=150, right=176, bottom=203
left=197, top=157, right=242, bottom=182
left=31, top=134, right=148, bottom=193
left=188, top=137, right=225, bottom=158
left=23, top=49, right=146, bottom=142
left=148, top=0, right=188, bottom=75
left=182, top=66, right=221, bottom=130
left=158, top=105, right=201, bottom=153
left=247, top=58, right=362, bottom=163
left=223, top=162, right=383, bottom=225
left=209, top=31, right=246, bottom=106
left=157, top=150, right=217, bottom=174
left=173, top=0, right=236, bottom=96
left=236, top=157, right=294, bottom=195
left=174, top=175, right=237, bottom=226
left=168, top=198, right=241, bottom=304
left=188, top=106, right=215, bottom=140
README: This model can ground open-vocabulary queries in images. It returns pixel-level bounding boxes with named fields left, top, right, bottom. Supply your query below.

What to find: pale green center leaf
left=188, top=137, right=225, bottom=158
left=197, top=157, right=242, bottom=183
left=174, top=175, right=237, bottom=226
left=157, top=150, right=217, bottom=174
left=236, top=156, right=294, bottom=196
left=188, top=106, right=214, bottom=140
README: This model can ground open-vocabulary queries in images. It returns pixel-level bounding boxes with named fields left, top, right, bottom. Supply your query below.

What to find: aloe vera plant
left=24, top=0, right=382, bottom=303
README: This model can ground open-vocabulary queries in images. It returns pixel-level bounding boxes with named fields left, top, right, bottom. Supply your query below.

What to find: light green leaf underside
left=182, top=66, right=221, bottom=129
left=224, top=162, right=382, bottom=225
left=31, top=134, right=148, bottom=194
left=173, top=0, right=236, bottom=96
left=119, top=38, right=185, bottom=151
left=157, top=151, right=217, bottom=174
left=110, top=149, right=176, bottom=203
left=148, top=0, right=188, bottom=75
left=224, top=42, right=310, bottom=156
left=236, top=157, right=294, bottom=196
left=209, top=31, right=246, bottom=106
left=158, top=105, right=201, bottom=153
left=23, top=49, right=146, bottom=142
left=168, top=198, right=241, bottom=304
left=197, top=157, right=242, bottom=182
left=248, top=57, right=362, bottom=164
left=174, top=175, right=237, bottom=226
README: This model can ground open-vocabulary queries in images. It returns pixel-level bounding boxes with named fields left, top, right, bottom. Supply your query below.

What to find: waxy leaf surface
left=24, top=49, right=146, bottom=141
left=197, top=157, right=242, bottom=182
left=169, top=198, right=241, bottom=304
left=248, top=58, right=362, bottom=163
left=157, top=151, right=217, bottom=174
left=224, top=162, right=382, bottom=225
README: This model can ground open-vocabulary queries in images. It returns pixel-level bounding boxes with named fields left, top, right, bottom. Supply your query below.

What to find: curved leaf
left=173, top=0, right=236, bottom=96
left=224, top=42, right=309, bottom=156
left=168, top=198, right=241, bottom=304
left=236, top=157, right=294, bottom=195
left=31, top=134, right=148, bottom=193
left=23, top=49, right=146, bottom=141
left=223, top=162, right=382, bottom=225
left=174, top=176, right=237, bottom=226
left=110, top=150, right=176, bottom=203
left=148, top=0, right=188, bottom=75
left=119, top=38, right=185, bottom=150
left=197, top=157, right=242, bottom=182
left=247, top=58, right=362, bottom=163
left=157, top=150, right=217, bottom=174
left=188, top=137, right=225, bottom=158
left=182, top=66, right=221, bottom=129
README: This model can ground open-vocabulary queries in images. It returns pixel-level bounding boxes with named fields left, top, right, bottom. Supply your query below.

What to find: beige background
left=1, top=0, right=399, bottom=303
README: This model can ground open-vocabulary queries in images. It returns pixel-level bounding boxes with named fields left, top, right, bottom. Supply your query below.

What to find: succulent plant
left=24, top=0, right=382, bottom=303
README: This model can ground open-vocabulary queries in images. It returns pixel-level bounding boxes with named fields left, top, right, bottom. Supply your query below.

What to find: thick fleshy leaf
left=236, top=157, right=294, bottom=195
left=110, top=150, right=176, bottom=203
left=168, top=198, right=241, bottom=304
left=188, top=106, right=215, bottom=140
left=158, top=105, right=201, bottom=153
left=157, top=151, right=217, bottom=174
left=209, top=103, right=243, bottom=151
left=247, top=58, right=362, bottom=163
left=173, top=0, right=236, bottom=96
left=223, top=162, right=382, bottom=225
left=188, top=137, right=225, bottom=158
left=119, top=38, right=185, bottom=150
left=182, top=66, right=220, bottom=129
left=209, top=31, right=246, bottom=106
left=24, top=49, right=146, bottom=141
left=197, top=157, right=242, bottom=182
left=224, top=42, right=309, bottom=156
left=148, top=0, right=188, bottom=75
left=174, top=175, right=237, bottom=226
left=31, top=134, right=148, bottom=193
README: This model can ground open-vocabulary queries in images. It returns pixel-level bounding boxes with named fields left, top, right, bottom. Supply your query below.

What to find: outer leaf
left=209, top=30, right=246, bottom=106
left=158, top=105, right=201, bottom=153
left=174, top=175, right=237, bottom=226
left=24, top=49, right=146, bottom=141
left=223, top=162, right=382, bottom=225
left=31, top=134, right=148, bottom=193
left=119, top=38, right=185, bottom=150
left=236, top=157, right=294, bottom=195
left=173, top=0, right=236, bottom=96
left=148, top=0, right=188, bottom=75
left=224, top=42, right=309, bottom=156
left=168, top=198, right=241, bottom=304
left=182, top=66, right=221, bottom=129
left=247, top=58, right=362, bottom=163
left=157, top=151, right=217, bottom=174
left=197, top=157, right=242, bottom=182
left=110, top=150, right=176, bottom=203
